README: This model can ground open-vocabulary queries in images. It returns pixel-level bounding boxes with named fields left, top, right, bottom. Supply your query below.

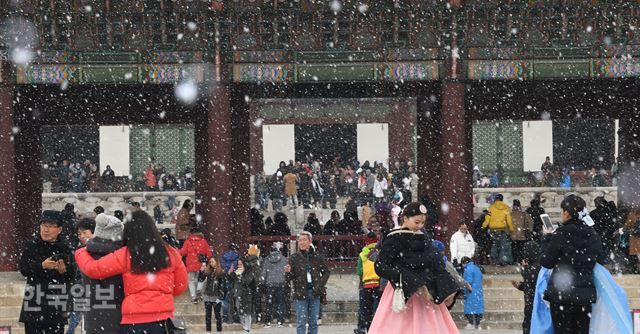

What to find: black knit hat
left=41, top=210, right=63, bottom=226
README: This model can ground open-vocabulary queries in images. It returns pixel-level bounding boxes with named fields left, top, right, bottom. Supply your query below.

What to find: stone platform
left=40, top=186, right=618, bottom=237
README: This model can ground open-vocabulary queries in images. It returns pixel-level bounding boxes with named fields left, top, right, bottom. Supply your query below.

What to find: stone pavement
left=189, top=324, right=520, bottom=334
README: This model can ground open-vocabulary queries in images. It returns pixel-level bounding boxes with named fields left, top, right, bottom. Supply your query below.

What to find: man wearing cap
left=19, top=210, right=75, bottom=334
left=261, top=242, right=287, bottom=328
left=482, top=194, right=514, bottom=266
left=284, top=231, right=330, bottom=334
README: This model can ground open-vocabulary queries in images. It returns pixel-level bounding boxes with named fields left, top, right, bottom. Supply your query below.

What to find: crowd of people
left=42, top=160, right=195, bottom=193
left=351, top=192, right=636, bottom=334
left=472, top=156, right=619, bottom=188
left=17, top=185, right=639, bottom=334
left=17, top=200, right=333, bottom=334
left=18, top=204, right=190, bottom=334
left=470, top=192, right=636, bottom=272
left=255, top=159, right=419, bottom=212
left=43, top=155, right=621, bottom=195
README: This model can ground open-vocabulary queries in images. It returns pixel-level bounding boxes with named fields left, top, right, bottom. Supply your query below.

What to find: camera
left=50, top=253, right=66, bottom=262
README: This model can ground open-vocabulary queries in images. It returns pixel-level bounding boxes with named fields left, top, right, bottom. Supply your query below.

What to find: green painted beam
left=297, top=64, right=375, bottom=82
left=7, top=56, right=640, bottom=84
left=231, top=61, right=440, bottom=83
left=532, top=60, right=591, bottom=79
left=80, top=65, right=140, bottom=83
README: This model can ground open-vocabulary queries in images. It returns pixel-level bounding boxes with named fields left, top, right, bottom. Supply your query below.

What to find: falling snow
left=0, top=2, right=638, bottom=332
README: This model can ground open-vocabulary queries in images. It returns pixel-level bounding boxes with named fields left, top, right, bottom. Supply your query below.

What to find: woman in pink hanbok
left=369, top=202, right=460, bottom=334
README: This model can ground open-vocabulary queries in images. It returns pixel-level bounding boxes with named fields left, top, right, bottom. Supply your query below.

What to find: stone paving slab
left=186, top=324, right=520, bottom=334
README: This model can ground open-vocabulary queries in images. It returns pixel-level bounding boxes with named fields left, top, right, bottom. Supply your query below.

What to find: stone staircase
left=448, top=267, right=640, bottom=331
left=2, top=269, right=638, bottom=333
left=256, top=197, right=352, bottom=235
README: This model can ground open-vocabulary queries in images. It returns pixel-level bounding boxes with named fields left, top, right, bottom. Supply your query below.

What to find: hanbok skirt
left=368, top=284, right=460, bottom=334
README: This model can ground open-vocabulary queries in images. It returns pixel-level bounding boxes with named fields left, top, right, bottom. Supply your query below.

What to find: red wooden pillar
left=0, top=85, right=17, bottom=270
left=229, top=87, right=251, bottom=248
left=195, top=84, right=234, bottom=253
left=388, top=100, right=415, bottom=164
left=439, top=81, right=473, bottom=243
left=617, top=115, right=640, bottom=208
left=249, top=102, right=263, bottom=175
left=416, top=95, right=442, bottom=202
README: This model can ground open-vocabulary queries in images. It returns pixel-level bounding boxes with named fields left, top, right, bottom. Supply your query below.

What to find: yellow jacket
left=357, top=243, right=380, bottom=288
left=482, top=200, right=514, bottom=232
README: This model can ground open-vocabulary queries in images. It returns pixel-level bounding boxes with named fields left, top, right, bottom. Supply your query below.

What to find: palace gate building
left=1, top=0, right=640, bottom=269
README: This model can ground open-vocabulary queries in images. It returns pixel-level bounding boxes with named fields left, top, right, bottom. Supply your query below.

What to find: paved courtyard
left=193, top=324, right=520, bottom=334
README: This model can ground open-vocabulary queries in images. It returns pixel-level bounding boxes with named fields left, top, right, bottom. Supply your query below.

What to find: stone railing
left=40, top=187, right=618, bottom=224
left=473, top=187, right=617, bottom=218
left=41, top=191, right=196, bottom=219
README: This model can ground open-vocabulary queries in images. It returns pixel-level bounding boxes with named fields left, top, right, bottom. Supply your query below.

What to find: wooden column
left=439, top=81, right=473, bottom=242
left=388, top=100, right=415, bottom=164
left=12, top=95, right=42, bottom=256
left=0, top=86, right=17, bottom=270
left=229, top=86, right=251, bottom=248
left=617, top=114, right=640, bottom=209
left=249, top=102, right=263, bottom=175
left=195, top=84, right=234, bottom=253
left=416, top=95, right=442, bottom=202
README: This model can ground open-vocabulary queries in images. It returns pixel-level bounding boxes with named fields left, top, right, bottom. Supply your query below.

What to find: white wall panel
left=99, top=126, right=130, bottom=176
left=522, top=120, right=553, bottom=171
left=357, top=123, right=389, bottom=167
left=262, top=124, right=295, bottom=174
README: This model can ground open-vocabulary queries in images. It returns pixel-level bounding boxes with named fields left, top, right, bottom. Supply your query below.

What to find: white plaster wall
left=522, top=120, right=553, bottom=172
left=263, top=124, right=295, bottom=174
left=99, top=125, right=130, bottom=176
left=615, top=119, right=619, bottom=159
left=357, top=123, right=389, bottom=167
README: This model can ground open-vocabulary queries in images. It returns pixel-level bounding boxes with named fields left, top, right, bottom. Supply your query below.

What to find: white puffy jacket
left=450, top=230, right=476, bottom=262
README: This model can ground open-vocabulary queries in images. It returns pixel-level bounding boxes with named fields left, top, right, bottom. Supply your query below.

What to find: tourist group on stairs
left=17, top=175, right=638, bottom=334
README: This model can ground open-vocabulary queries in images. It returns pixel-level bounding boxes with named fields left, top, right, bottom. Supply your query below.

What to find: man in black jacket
left=590, top=196, right=620, bottom=256
left=540, top=195, right=604, bottom=334
left=19, top=210, right=75, bottom=334
left=512, top=241, right=541, bottom=334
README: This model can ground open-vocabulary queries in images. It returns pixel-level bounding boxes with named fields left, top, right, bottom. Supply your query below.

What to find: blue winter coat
left=463, top=262, right=484, bottom=314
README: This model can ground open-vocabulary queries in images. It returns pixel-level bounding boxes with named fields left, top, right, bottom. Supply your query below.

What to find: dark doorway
left=553, top=119, right=615, bottom=170
left=41, top=125, right=99, bottom=165
left=295, top=124, right=357, bottom=166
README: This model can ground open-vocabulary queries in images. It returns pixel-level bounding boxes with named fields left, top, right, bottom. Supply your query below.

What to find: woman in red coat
left=180, top=227, right=213, bottom=303
left=75, top=211, right=188, bottom=333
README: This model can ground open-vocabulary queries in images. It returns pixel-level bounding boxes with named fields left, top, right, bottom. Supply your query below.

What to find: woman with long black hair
left=75, top=211, right=188, bottom=333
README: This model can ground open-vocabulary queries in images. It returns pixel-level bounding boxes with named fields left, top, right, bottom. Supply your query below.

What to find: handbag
left=631, top=219, right=640, bottom=236
left=165, top=317, right=187, bottom=334
left=319, top=287, right=328, bottom=305
left=618, top=231, right=630, bottom=250
left=391, top=273, right=407, bottom=313
left=197, top=270, right=207, bottom=282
